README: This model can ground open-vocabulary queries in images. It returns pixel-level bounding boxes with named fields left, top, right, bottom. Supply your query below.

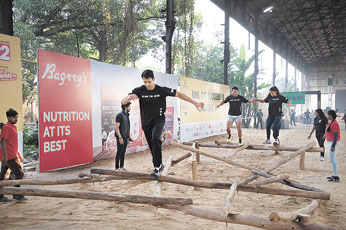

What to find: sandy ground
left=1, top=124, right=345, bottom=230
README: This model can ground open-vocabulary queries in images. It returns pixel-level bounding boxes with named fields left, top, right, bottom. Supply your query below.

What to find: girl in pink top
left=325, top=110, right=341, bottom=182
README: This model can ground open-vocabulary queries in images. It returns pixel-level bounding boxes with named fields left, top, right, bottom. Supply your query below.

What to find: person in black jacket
left=114, top=102, right=132, bottom=171
left=308, top=109, right=329, bottom=161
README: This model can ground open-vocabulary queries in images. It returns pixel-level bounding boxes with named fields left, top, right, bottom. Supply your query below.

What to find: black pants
left=142, top=121, right=165, bottom=168
left=0, top=158, right=24, bottom=198
left=256, top=118, right=263, bottom=129
left=315, top=132, right=325, bottom=157
left=266, top=115, right=282, bottom=140
left=290, top=116, right=296, bottom=126
left=115, top=137, right=128, bottom=169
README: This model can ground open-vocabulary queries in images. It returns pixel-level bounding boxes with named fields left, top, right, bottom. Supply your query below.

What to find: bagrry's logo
left=0, top=69, right=17, bottom=81
left=41, top=63, right=87, bottom=87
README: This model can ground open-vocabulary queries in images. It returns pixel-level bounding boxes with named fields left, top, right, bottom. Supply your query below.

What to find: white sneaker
left=263, top=140, right=271, bottom=144
left=320, top=157, right=325, bottom=161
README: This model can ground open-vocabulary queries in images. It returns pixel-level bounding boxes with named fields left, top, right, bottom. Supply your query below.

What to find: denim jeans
left=327, top=141, right=339, bottom=176
left=142, top=120, right=166, bottom=168
left=266, top=115, right=282, bottom=140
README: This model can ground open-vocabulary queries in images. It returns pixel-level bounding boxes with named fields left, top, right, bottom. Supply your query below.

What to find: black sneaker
left=0, top=197, right=12, bottom=203
left=13, top=195, right=28, bottom=201
left=328, top=176, right=340, bottom=182
left=326, top=175, right=334, bottom=180
left=151, top=168, right=160, bottom=179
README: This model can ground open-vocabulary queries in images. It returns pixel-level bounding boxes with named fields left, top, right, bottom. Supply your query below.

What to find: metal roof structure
left=211, top=0, right=346, bottom=70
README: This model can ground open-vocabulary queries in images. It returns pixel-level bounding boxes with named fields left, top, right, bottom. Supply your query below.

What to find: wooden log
left=172, top=153, right=192, bottom=165
left=160, top=204, right=336, bottom=230
left=251, top=169, right=324, bottom=192
left=0, top=176, right=122, bottom=187
left=154, top=156, right=173, bottom=197
left=198, top=140, right=323, bottom=152
left=90, top=169, right=330, bottom=200
left=253, top=174, right=289, bottom=187
left=240, top=142, right=315, bottom=185
left=300, top=152, right=306, bottom=170
left=221, top=177, right=239, bottom=216
left=191, top=160, right=199, bottom=190
left=195, top=141, right=200, bottom=163
left=171, top=142, right=255, bottom=171
left=78, top=172, right=101, bottom=178
left=269, top=199, right=320, bottom=223
left=23, top=161, right=39, bottom=167
left=229, top=144, right=249, bottom=160
left=0, top=186, right=193, bottom=206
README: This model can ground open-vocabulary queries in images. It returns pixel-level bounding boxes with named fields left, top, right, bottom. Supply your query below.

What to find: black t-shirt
left=223, top=95, right=248, bottom=116
left=264, top=94, right=289, bottom=116
left=115, top=110, right=130, bottom=139
left=131, top=85, right=176, bottom=125
left=314, top=116, right=328, bottom=134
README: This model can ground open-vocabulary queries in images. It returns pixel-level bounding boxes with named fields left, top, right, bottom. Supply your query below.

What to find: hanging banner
left=38, top=49, right=93, bottom=172
left=0, top=34, right=23, bottom=154
left=180, top=77, right=229, bottom=142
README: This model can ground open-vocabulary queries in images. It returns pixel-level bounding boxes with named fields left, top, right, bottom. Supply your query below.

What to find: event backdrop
left=0, top=34, right=23, bottom=155
left=90, top=61, right=178, bottom=161
left=38, top=50, right=93, bottom=172
left=38, top=50, right=178, bottom=171
left=179, top=77, right=229, bottom=142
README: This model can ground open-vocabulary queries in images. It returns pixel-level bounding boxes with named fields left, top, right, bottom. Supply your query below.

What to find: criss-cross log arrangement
left=0, top=139, right=337, bottom=230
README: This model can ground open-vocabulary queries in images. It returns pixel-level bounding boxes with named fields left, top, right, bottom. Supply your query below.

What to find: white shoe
left=320, top=157, right=325, bottom=161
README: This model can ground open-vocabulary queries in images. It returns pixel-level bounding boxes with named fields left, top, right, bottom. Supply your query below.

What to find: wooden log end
left=297, top=214, right=311, bottom=222
left=269, top=212, right=281, bottom=222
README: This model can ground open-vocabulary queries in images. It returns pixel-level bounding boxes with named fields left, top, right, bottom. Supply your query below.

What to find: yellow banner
left=180, top=77, right=229, bottom=123
left=0, top=34, right=22, bottom=130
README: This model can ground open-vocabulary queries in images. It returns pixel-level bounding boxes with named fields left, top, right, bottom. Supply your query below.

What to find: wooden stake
left=191, top=160, right=199, bottom=190
left=253, top=174, right=289, bottom=187
left=269, top=199, right=320, bottom=223
left=0, top=186, right=193, bottom=206
left=160, top=204, right=336, bottom=230
left=91, top=169, right=330, bottom=200
left=170, top=141, right=256, bottom=171
left=221, top=177, right=239, bottom=216
left=154, top=156, right=173, bottom=197
left=300, top=152, right=306, bottom=170
left=195, top=141, right=200, bottom=163
left=251, top=169, right=324, bottom=192
left=172, top=153, right=192, bottom=166
left=229, top=144, right=249, bottom=160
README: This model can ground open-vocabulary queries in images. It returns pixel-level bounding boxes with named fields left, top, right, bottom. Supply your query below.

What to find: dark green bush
left=23, top=124, right=39, bottom=160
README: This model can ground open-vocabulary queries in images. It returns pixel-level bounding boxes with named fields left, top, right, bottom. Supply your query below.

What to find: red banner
left=38, top=49, right=93, bottom=172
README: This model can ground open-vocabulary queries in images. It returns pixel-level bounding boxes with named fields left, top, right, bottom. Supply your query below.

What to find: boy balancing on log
left=216, top=86, right=255, bottom=146
left=121, top=70, right=204, bottom=177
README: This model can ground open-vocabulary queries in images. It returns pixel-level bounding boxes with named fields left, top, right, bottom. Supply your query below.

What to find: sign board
left=38, top=49, right=93, bottom=172
left=283, top=92, right=305, bottom=104
left=179, top=77, right=229, bottom=142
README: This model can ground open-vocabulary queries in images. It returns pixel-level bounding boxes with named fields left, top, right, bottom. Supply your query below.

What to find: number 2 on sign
left=0, top=44, right=10, bottom=61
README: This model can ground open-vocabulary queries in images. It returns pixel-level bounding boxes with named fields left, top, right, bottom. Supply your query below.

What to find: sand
left=0, top=125, right=345, bottom=230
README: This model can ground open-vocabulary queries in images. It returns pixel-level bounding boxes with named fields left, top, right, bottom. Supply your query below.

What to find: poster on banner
left=38, top=50, right=93, bottom=172
left=0, top=34, right=23, bottom=157
left=179, top=77, right=229, bottom=142
left=90, top=61, right=178, bottom=161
